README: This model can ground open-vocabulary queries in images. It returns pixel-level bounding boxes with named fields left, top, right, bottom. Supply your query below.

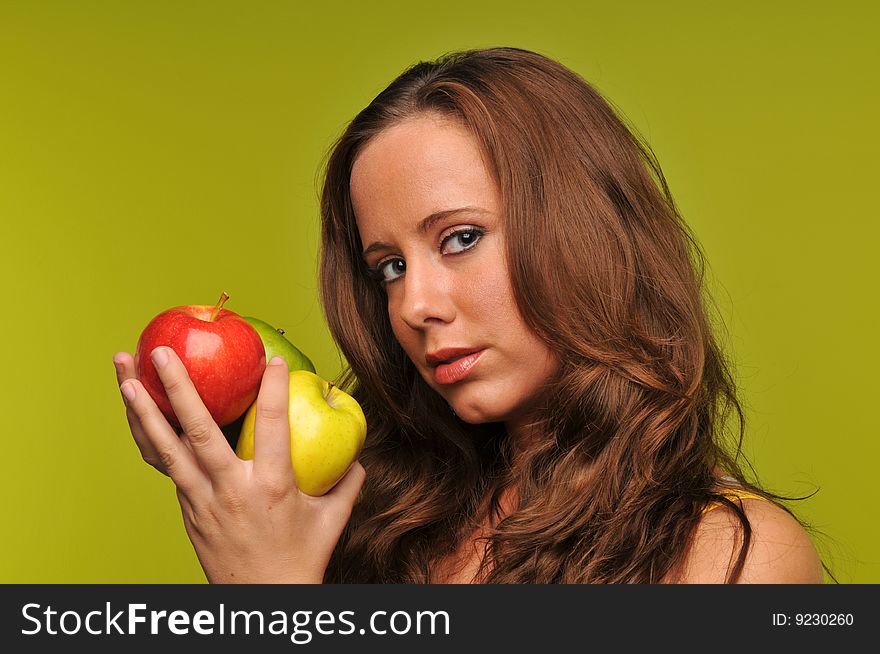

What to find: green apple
left=243, top=316, right=316, bottom=373
left=235, top=370, right=367, bottom=497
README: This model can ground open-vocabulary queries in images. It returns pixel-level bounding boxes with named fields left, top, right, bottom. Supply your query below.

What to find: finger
left=125, top=404, right=169, bottom=476
left=119, top=377, right=208, bottom=497
left=113, top=351, right=137, bottom=386
left=324, top=460, right=366, bottom=508
left=149, top=346, right=239, bottom=479
left=253, top=356, right=294, bottom=482
left=114, top=352, right=167, bottom=475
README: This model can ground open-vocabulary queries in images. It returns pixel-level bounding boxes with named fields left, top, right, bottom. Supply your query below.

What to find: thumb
left=325, top=460, right=366, bottom=508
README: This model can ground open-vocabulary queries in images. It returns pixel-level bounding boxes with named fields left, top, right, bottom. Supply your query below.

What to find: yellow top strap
left=702, top=489, right=769, bottom=514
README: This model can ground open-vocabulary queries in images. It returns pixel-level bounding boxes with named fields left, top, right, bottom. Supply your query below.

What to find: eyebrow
left=361, top=206, right=490, bottom=258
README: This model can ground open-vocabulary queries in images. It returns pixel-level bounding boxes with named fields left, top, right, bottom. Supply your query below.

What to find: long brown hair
left=319, top=47, right=820, bottom=583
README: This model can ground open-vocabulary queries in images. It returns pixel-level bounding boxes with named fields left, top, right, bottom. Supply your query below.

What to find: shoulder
left=675, top=497, right=824, bottom=584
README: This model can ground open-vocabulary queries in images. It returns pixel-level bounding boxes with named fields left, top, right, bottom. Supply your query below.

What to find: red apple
left=134, top=292, right=266, bottom=428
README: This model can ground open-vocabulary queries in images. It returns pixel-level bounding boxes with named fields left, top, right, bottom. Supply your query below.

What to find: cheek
left=477, top=267, right=556, bottom=371
left=470, top=266, right=520, bottom=333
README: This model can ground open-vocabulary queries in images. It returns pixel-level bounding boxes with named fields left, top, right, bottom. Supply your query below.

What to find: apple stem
left=277, top=328, right=285, bottom=335
left=325, top=382, right=336, bottom=400
left=210, top=292, right=230, bottom=322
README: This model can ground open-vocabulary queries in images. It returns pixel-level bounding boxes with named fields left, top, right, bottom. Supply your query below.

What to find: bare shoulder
left=675, top=498, right=824, bottom=584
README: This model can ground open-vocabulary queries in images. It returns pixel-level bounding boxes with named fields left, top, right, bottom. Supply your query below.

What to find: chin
left=445, top=391, right=512, bottom=425
left=450, top=405, right=495, bottom=424
left=444, top=381, right=548, bottom=431
left=423, top=374, right=516, bottom=424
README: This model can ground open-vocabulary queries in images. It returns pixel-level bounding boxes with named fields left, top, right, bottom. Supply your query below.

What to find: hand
left=112, top=347, right=365, bottom=583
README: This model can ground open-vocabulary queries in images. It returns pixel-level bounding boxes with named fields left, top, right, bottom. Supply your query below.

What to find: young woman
left=114, top=47, right=826, bottom=584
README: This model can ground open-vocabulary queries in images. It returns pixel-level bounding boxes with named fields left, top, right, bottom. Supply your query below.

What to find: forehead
left=350, top=114, right=499, bottom=237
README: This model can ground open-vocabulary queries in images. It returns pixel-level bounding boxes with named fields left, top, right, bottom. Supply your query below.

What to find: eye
left=440, top=227, right=484, bottom=254
left=366, top=227, right=485, bottom=287
left=368, top=257, right=406, bottom=284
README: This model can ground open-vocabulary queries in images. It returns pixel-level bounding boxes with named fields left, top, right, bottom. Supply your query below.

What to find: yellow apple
left=235, top=370, right=367, bottom=496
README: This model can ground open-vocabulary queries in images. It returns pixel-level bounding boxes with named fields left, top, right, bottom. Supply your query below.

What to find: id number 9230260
left=798, top=613, right=854, bottom=626
left=772, top=613, right=854, bottom=626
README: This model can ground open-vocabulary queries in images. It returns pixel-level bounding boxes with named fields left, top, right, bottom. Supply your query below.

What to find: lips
left=427, top=348, right=485, bottom=385
left=426, top=347, right=481, bottom=367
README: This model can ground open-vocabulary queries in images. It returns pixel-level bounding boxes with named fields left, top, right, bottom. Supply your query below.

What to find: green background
left=1, top=0, right=876, bottom=583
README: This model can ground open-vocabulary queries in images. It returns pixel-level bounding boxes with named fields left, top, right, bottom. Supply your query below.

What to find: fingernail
left=120, top=381, right=136, bottom=404
left=269, top=356, right=287, bottom=366
left=113, top=355, right=124, bottom=376
left=151, top=347, right=169, bottom=369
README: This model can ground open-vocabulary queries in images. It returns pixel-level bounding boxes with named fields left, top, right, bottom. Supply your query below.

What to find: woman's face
left=350, top=113, right=559, bottom=430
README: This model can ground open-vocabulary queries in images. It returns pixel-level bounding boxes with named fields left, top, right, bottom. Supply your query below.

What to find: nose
left=395, top=259, right=456, bottom=330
